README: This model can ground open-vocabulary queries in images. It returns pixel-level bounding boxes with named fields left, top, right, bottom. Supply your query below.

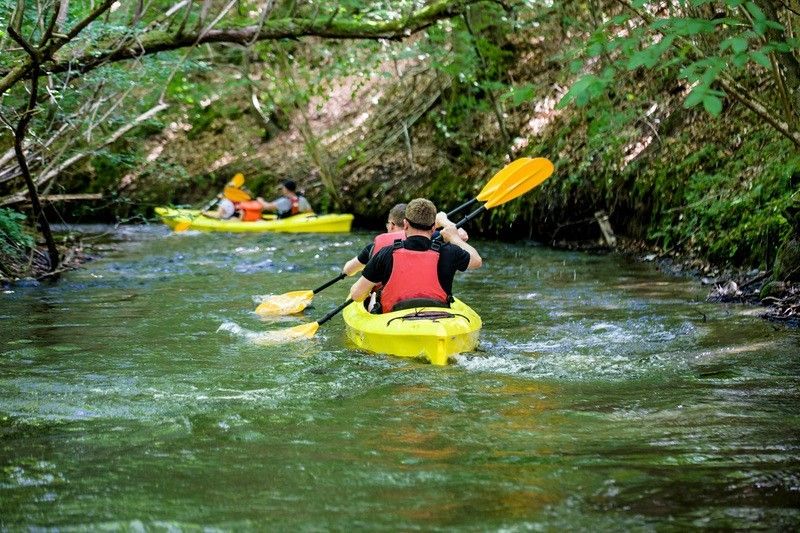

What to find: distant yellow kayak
left=155, top=207, right=354, bottom=233
left=343, top=298, right=481, bottom=365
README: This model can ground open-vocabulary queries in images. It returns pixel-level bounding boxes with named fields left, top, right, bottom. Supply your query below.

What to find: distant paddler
left=256, top=179, right=313, bottom=219
left=201, top=173, right=263, bottom=221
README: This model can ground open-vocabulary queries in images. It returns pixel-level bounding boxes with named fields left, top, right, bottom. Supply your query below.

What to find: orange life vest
left=237, top=200, right=264, bottom=222
left=379, top=240, right=448, bottom=313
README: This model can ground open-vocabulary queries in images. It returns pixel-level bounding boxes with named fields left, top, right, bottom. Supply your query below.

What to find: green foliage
left=0, top=208, right=34, bottom=263
left=558, top=0, right=797, bottom=125
left=640, top=130, right=800, bottom=266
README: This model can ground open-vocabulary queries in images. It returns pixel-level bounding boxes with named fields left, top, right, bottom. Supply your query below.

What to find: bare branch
left=1, top=102, right=170, bottom=206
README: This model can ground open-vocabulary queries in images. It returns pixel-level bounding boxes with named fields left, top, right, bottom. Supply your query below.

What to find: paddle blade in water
left=174, top=221, right=192, bottom=232
left=476, top=158, right=532, bottom=202
left=484, top=158, right=554, bottom=209
left=254, top=322, right=320, bottom=344
left=255, top=290, right=314, bottom=316
left=231, top=173, right=245, bottom=187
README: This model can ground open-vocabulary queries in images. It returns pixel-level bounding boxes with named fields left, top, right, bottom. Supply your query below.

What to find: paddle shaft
left=313, top=273, right=347, bottom=294
left=446, top=198, right=478, bottom=218
left=317, top=298, right=353, bottom=326
left=456, top=205, right=485, bottom=229
left=200, top=195, right=220, bottom=212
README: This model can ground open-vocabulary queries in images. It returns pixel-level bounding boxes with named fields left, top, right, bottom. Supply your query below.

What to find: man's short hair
left=404, top=198, right=436, bottom=230
left=388, top=203, right=407, bottom=226
left=281, top=179, right=297, bottom=192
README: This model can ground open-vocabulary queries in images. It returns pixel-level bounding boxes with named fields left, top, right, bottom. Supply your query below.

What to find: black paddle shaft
left=446, top=198, right=478, bottom=218
left=317, top=298, right=353, bottom=326
left=313, top=272, right=347, bottom=294
left=432, top=205, right=486, bottom=243
left=456, top=205, right=486, bottom=229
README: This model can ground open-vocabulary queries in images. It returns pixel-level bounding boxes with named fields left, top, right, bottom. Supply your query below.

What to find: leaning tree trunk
left=7, top=27, right=60, bottom=273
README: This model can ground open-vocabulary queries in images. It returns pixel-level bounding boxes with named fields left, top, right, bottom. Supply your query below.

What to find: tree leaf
left=750, top=49, right=772, bottom=68
left=721, top=36, right=749, bottom=53
left=684, top=86, right=706, bottom=108
left=703, top=94, right=723, bottom=115
left=745, top=1, right=766, bottom=21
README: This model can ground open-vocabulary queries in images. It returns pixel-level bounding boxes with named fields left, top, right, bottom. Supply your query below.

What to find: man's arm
left=342, top=243, right=372, bottom=276
left=342, top=257, right=365, bottom=276
left=257, top=197, right=289, bottom=213
left=439, top=224, right=482, bottom=269
left=349, top=275, right=376, bottom=302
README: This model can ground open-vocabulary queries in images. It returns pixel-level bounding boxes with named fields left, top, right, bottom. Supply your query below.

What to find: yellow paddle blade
left=484, top=158, right=555, bottom=209
left=174, top=221, right=192, bottom=232
left=254, top=321, right=320, bottom=345
left=476, top=157, right=532, bottom=201
left=230, top=173, right=245, bottom=188
left=224, top=185, right=252, bottom=202
left=255, top=290, right=314, bottom=316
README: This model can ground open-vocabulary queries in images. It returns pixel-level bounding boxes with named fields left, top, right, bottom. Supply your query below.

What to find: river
left=1, top=225, right=799, bottom=529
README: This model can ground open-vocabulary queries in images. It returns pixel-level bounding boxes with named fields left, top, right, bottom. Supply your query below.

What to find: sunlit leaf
left=703, top=94, right=723, bottom=115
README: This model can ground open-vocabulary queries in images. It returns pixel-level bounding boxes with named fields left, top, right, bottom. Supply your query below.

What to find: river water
left=1, top=225, right=799, bottom=529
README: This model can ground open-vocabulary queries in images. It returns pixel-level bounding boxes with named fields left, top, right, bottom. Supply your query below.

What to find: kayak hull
left=343, top=298, right=481, bottom=366
left=155, top=207, right=354, bottom=233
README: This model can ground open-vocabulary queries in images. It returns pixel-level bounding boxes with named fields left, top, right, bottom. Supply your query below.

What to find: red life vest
left=379, top=240, right=448, bottom=313
left=237, top=200, right=264, bottom=222
left=288, top=195, right=300, bottom=215
left=371, top=231, right=405, bottom=258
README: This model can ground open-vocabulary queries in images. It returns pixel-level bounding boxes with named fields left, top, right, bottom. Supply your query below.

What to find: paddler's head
left=386, top=203, right=406, bottom=232
left=279, top=179, right=297, bottom=197
left=403, top=198, right=436, bottom=237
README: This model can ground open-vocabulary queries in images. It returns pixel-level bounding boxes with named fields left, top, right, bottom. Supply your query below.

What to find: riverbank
left=0, top=240, right=91, bottom=286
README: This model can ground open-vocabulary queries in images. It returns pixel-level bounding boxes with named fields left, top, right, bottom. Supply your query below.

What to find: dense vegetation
left=0, top=0, right=798, bottom=281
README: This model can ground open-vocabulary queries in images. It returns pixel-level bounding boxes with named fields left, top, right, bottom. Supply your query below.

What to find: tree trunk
left=7, top=28, right=60, bottom=273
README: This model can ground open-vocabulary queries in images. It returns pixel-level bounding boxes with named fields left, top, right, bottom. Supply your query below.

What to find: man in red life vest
left=341, top=203, right=471, bottom=278
left=349, top=198, right=482, bottom=313
left=257, top=179, right=313, bottom=219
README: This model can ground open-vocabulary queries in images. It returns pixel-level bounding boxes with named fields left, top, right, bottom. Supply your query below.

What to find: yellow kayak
left=155, top=207, right=354, bottom=233
left=342, top=298, right=481, bottom=366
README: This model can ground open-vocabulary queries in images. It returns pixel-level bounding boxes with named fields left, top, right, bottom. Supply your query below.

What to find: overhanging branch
left=1, top=0, right=476, bottom=89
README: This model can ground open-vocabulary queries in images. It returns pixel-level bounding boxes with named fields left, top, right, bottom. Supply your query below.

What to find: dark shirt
left=357, top=231, right=443, bottom=265
left=357, top=243, right=373, bottom=265
left=362, top=235, right=471, bottom=296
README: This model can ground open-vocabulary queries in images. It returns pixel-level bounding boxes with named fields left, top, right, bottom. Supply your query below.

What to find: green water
left=1, top=226, right=799, bottom=530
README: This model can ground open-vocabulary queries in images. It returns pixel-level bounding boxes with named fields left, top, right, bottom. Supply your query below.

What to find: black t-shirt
left=362, top=235, right=471, bottom=296
left=357, top=243, right=373, bottom=265
left=357, top=231, right=443, bottom=265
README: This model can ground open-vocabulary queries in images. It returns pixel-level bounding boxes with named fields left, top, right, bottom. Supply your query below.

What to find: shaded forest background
left=1, top=0, right=798, bottom=282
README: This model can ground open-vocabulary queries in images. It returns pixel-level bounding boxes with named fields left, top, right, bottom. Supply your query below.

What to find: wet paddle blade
left=484, top=158, right=554, bottom=209
left=174, top=221, right=192, bottom=232
left=255, top=290, right=314, bottom=316
left=231, top=173, right=245, bottom=188
left=254, top=321, right=320, bottom=344
left=476, top=158, right=532, bottom=201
